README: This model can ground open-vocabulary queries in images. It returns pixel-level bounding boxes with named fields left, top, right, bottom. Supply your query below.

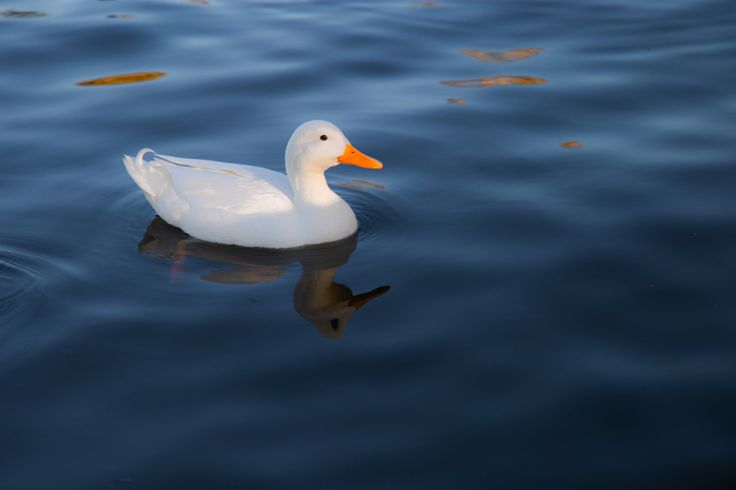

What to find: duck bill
left=348, top=285, right=391, bottom=310
left=338, top=143, right=383, bottom=169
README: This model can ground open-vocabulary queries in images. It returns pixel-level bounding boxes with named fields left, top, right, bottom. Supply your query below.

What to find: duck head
left=293, top=276, right=391, bottom=340
left=285, top=120, right=382, bottom=182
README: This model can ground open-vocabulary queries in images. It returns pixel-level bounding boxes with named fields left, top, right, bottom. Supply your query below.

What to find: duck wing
left=124, top=150, right=294, bottom=228
left=156, top=153, right=294, bottom=211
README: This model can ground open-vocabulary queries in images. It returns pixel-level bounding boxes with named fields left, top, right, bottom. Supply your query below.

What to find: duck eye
left=320, top=135, right=328, bottom=141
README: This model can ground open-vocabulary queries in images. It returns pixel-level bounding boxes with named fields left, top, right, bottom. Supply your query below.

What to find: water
left=2, top=0, right=736, bottom=488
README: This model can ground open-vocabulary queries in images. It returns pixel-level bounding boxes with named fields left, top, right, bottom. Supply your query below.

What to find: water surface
left=2, top=0, right=736, bottom=488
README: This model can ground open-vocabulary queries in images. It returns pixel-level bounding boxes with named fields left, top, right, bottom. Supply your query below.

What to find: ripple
left=336, top=186, right=405, bottom=243
left=105, top=188, right=160, bottom=249
left=1, top=9, right=47, bottom=18
left=0, top=239, right=54, bottom=326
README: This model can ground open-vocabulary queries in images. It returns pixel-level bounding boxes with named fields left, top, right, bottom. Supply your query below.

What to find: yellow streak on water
left=461, top=48, right=543, bottom=63
left=76, top=72, right=167, bottom=86
left=441, top=76, right=547, bottom=88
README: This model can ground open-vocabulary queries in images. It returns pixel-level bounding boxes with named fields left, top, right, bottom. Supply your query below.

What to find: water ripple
left=0, top=238, right=55, bottom=326
left=336, top=185, right=405, bottom=243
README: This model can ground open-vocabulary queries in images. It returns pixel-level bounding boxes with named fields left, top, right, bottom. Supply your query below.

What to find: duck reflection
left=139, top=217, right=390, bottom=339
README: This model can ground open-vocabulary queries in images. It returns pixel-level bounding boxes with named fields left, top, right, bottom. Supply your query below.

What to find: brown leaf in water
left=440, top=76, right=547, bottom=88
left=447, top=98, right=465, bottom=105
left=1, top=9, right=47, bottom=18
left=76, top=72, right=167, bottom=86
left=461, top=48, right=542, bottom=63
left=560, top=141, right=583, bottom=149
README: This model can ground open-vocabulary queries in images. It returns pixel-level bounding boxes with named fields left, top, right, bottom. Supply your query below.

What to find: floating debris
left=447, top=98, right=465, bottom=105
left=107, top=13, right=134, bottom=19
left=76, top=71, right=166, bottom=86
left=441, top=76, right=547, bottom=88
left=560, top=141, right=583, bottom=149
left=1, top=9, right=47, bottom=18
left=351, top=179, right=385, bottom=190
left=412, top=1, right=440, bottom=7
left=461, top=48, right=542, bottom=63
left=339, top=179, right=385, bottom=191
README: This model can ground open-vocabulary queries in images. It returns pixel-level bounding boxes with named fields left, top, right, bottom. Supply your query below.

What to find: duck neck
left=287, top=163, right=340, bottom=207
left=295, top=267, right=340, bottom=307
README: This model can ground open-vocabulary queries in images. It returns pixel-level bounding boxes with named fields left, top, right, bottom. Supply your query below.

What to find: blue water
left=2, top=0, right=736, bottom=488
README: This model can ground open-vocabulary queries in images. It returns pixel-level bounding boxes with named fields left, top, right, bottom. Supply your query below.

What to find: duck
left=123, top=120, right=383, bottom=249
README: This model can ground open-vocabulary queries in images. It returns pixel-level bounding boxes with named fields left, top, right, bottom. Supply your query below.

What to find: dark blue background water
left=2, top=1, right=735, bottom=488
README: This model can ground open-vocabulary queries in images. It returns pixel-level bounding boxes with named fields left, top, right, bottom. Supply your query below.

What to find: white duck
left=123, top=120, right=383, bottom=249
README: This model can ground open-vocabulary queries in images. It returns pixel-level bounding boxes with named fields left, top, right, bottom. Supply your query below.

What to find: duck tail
left=123, top=148, right=157, bottom=197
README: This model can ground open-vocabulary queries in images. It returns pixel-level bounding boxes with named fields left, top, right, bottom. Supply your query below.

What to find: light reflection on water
left=77, top=72, right=167, bottom=86
left=441, top=75, right=548, bottom=88
left=460, top=47, right=543, bottom=63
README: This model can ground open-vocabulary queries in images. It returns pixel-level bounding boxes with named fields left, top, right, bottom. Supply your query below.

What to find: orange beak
left=338, top=143, right=383, bottom=169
